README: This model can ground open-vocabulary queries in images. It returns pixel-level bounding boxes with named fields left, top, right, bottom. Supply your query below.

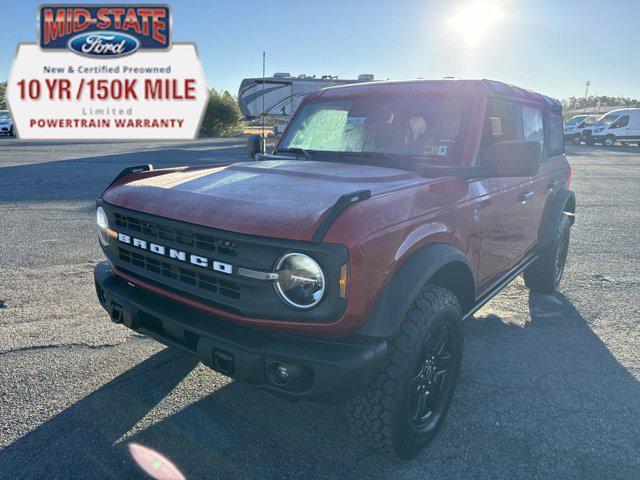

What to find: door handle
left=547, top=179, right=557, bottom=190
left=518, top=191, right=534, bottom=203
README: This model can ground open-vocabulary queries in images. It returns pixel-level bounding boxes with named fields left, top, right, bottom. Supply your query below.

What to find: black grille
left=101, top=202, right=348, bottom=323
left=114, top=212, right=238, bottom=257
left=118, top=247, right=240, bottom=299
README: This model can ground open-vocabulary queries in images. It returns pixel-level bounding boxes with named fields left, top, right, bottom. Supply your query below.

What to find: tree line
left=562, top=95, right=640, bottom=111
left=199, top=88, right=241, bottom=136
left=0, top=81, right=6, bottom=110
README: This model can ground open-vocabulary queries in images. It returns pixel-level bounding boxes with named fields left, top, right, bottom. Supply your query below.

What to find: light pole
left=584, top=81, right=591, bottom=98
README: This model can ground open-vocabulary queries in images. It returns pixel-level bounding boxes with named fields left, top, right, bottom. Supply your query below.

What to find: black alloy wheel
left=409, top=324, right=455, bottom=427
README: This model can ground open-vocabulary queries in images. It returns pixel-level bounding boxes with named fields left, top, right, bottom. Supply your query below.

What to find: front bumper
left=94, top=261, right=387, bottom=403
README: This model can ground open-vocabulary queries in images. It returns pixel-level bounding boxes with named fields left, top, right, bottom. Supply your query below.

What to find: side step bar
left=463, top=254, right=538, bottom=321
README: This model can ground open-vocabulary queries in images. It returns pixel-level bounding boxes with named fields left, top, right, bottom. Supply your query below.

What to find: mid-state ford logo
left=39, top=5, right=171, bottom=54
left=68, top=31, right=140, bottom=58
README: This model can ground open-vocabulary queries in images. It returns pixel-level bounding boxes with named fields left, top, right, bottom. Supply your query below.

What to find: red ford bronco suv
left=94, top=79, right=575, bottom=458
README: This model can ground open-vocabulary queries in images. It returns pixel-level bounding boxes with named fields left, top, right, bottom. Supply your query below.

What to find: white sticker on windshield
left=346, top=117, right=365, bottom=126
left=438, top=145, right=448, bottom=156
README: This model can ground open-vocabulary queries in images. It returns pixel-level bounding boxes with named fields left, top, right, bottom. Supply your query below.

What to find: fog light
left=269, top=362, right=290, bottom=386
left=266, top=361, right=313, bottom=388
left=275, top=364, right=289, bottom=382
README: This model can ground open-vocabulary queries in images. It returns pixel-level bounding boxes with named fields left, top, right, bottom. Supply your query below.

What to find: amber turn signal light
left=339, top=263, right=349, bottom=299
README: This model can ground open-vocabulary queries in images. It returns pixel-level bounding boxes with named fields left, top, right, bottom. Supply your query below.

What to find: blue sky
left=1, top=0, right=638, bottom=101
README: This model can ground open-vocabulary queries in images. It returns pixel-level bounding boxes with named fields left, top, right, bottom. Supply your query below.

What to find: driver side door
left=476, top=100, right=535, bottom=292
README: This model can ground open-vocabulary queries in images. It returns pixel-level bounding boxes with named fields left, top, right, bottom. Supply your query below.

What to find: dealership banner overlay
left=7, top=5, right=208, bottom=140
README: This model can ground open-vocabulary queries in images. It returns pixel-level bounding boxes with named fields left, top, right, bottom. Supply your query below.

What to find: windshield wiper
left=337, top=151, right=430, bottom=170
left=274, top=147, right=314, bottom=160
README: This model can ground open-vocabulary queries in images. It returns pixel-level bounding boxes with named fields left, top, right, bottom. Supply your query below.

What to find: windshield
left=565, top=115, right=587, bottom=126
left=0, top=111, right=10, bottom=120
left=596, top=113, right=620, bottom=127
left=278, top=93, right=472, bottom=166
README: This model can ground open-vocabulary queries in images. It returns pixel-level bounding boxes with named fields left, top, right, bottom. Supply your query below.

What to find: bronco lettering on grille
left=117, top=232, right=233, bottom=274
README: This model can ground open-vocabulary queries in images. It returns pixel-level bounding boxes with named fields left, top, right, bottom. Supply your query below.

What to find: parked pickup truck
left=94, top=79, right=575, bottom=458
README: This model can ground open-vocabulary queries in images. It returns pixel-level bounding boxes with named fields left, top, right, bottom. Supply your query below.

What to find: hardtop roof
left=319, top=78, right=562, bottom=111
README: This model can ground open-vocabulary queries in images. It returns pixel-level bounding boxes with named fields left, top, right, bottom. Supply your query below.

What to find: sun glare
left=448, top=0, right=505, bottom=48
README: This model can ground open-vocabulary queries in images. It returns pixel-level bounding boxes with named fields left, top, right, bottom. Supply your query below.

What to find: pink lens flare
left=128, top=442, right=186, bottom=480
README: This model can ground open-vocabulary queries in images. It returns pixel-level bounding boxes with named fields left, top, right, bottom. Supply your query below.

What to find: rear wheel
left=524, top=213, right=571, bottom=293
left=604, top=135, right=615, bottom=147
left=571, top=135, right=582, bottom=145
left=346, top=285, right=463, bottom=458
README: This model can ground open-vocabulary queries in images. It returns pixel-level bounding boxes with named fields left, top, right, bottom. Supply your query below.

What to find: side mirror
left=247, top=134, right=265, bottom=159
left=482, top=140, right=541, bottom=177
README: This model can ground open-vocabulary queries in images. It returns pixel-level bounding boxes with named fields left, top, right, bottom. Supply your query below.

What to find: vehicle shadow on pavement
left=0, top=347, right=200, bottom=479
left=0, top=143, right=249, bottom=204
left=2, top=288, right=639, bottom=480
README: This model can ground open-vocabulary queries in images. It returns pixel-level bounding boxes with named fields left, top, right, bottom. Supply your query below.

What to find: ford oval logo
left=67, top=31, right=140, bottom=58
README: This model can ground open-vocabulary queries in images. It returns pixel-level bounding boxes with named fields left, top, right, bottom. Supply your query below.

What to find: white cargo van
left=582, top=108, right=640, bottom=146
left=563, top=114, right=598, bottom=144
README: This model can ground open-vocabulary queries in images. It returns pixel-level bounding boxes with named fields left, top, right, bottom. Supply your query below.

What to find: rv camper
left=238, top=73, right=374, bottom=121
left=240, top=73, right=374, bottom=158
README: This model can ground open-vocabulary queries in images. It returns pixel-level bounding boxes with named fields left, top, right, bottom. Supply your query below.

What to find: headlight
left=96, top=206, right=111, bottom=246
left=274, top=253, right=325, bottom=309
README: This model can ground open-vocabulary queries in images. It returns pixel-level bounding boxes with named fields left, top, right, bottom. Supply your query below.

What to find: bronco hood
left=102, top=159, right=429, bottom=241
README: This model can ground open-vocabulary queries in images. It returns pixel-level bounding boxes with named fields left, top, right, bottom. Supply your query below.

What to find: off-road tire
left=523, top=213, right=571, bottom=293
left=346, top=285, right=463, bottom=459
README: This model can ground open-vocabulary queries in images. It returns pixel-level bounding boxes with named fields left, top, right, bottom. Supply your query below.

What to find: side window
left=522, top=107, right=544, bottom=142
left=585, top=116, right=597, bottom=126
left=612, top=115, right=629, bottom=128
left=548, top=111, right=564, bottom=155
left=483, top=100, right=519, bottom=146
left=522, top=106, right=545, bottom=161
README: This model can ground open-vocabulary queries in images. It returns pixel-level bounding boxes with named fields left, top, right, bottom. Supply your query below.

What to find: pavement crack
left=0, top=340, right=130, bottom=355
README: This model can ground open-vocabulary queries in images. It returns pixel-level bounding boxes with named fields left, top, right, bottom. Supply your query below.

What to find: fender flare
left=358, top=243, right=475, bottom=338
left=539, top=188, right=575, bottom=248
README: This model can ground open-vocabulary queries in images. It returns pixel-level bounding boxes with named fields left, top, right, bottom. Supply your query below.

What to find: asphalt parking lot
left=0, top=137, right=639, bottom=480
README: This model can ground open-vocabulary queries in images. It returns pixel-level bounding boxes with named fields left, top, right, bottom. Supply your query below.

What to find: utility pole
left=261, top=51, right=266, bottom=143
left=584, top=81, right=591, bottom=98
